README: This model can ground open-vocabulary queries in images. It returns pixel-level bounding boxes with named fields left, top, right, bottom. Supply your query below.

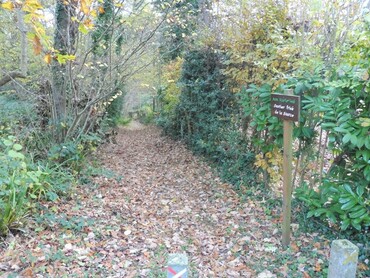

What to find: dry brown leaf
left=33, top=36, right=42, bottom=55
left=291, top=242, right=300, bottom=252
left=21, top=267, right=33, bottom=277
left=313, top=242, right=321, bottom=249
left=358, top=262, right=369, bottom=271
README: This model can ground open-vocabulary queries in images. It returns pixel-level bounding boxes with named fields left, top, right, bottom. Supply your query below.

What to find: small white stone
left=88, top=232, right=95, bottom=239
left=63, top=243, right=73, bottom=252
left=124, top=230, right=132, bottom=236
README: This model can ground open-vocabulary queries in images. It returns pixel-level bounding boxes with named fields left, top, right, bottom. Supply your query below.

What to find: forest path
left=0, top=124, right=330, bottom=277
left=90, top=124, right=257, bottom=277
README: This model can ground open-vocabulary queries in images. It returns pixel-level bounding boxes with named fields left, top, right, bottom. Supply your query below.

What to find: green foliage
left=154, top=0, right=204, bottom=60
left=0, top=136, right=46, bottom=235
left=115, top=117, right=131, bottom=126
left=239, top=84, right=284, bottom=154
left=0, top=132, right=79, bottom=237
left=156, top=58, right=183, bottom=133
left=295, top=67, right=370, bottom=230
left=92, top=0, right=115, bottom=56
left=221, top=0, right=298, bottom=90
left=158, top=47, right=256, bottom=187
left=105, top=94, right=124, bottom=127
left=138, top=104, right=155, bottom=124
left=244, top=70, right=370, bottom=230
left=34, top=210, right=94, bottom=232
left=291, top=20, right=370, bottom=232
left=0, top=94, right=37, bottom=135
left=47, top=133, right=101, bottom=174
left=296, top=182, right=370, bottom=232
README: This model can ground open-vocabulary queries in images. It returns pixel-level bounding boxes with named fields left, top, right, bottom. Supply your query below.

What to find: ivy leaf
left=333, top=126, right=347, bottom=133
left=326, top=211, right=337, bottom=223
left=343, top=184, right=355, bottom=196
left=350, top=134, right=358, bottom=145
left=314, top=208, right=327, bottom=217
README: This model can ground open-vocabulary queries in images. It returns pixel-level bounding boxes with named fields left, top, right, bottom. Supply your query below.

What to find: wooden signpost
left=271, top=89, right=300, bottom=248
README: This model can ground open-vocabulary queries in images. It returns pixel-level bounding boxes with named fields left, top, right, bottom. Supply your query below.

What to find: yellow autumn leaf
left=359, top=118, right=370, bottom=127
left=44, top=54, right=51, bottom=64
left=1, top=1, right=14, bottom=10
left=79, top=20, right=94, bottom=34
left=86, top=20, right=94, bottom=28
left=362, top=71, right=369, bottom=81
left=98, top=6, right=104, bottom=14
left=23, top=0, right=42, bottom=12
left=81, top=0, right=92, bottom=15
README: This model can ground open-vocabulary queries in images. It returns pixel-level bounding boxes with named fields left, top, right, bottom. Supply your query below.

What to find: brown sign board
left=271, top=93, right=301, bottom=122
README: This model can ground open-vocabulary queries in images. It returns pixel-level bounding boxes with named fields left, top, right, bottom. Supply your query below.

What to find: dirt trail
left=93, top=124, right=256, bottom=277
left=0, top=124, right=332, bottom=277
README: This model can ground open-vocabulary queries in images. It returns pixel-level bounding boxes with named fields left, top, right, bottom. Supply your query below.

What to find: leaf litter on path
left=0, top=125, right=350, bottom=277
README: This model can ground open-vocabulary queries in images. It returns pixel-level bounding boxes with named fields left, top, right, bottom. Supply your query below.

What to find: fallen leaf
left=21, top=267, right=33, bottom=277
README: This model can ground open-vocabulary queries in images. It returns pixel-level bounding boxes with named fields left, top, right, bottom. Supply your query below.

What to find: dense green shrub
left=0, top=94, right=36, bottom=124
left=105, top=94, right=124, bottom=127
left=0, top=136, right=30, bottom=235
left=296, top=182, right=369, bottom=231
left=137, top=104, right=155, bottom=124
left=0, top=132, right=78, bottom=237
left=158, top=48, right=256, bottom=187
left=242, top=75, right=370, bottom=231
left=0, top=136, right=64, bottom=235
left=47, top=133, right=101, bottom=174
left=295, top=65, right=370, bottom=231
left=239, top=55, right=370, bottom=230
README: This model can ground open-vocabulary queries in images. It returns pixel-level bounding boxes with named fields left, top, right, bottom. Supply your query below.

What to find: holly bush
left=158, top=47, right=256, bottom=187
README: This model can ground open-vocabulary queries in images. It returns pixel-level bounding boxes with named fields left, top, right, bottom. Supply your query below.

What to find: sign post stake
left=271, top=88, right=300, bottom=248
left=282, top=89, right=294, bottom=248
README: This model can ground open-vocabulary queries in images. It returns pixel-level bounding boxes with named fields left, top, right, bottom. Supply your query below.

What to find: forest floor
left=0, top=123, right=366, bottom=277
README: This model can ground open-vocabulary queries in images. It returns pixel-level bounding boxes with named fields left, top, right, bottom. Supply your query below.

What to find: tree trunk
left=51, top=0, right=77, bottom=142
left=16, top=9, right=28, bottom=75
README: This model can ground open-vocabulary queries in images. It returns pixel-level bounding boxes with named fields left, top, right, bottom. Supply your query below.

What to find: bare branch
left=0, top=71, right=26, bottom=87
